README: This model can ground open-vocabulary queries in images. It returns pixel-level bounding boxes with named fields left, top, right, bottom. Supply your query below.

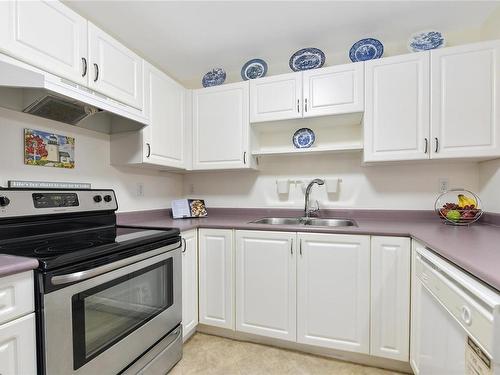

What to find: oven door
left=42, top=242, right=181, bottom=375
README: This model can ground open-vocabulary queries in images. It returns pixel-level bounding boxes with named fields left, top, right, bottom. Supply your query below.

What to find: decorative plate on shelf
left=289, top=48, right=325, bottom=71
left=292, top=128, right=315, bottom=148
left=349, top=38, right=384, bottom=62
left=408, top=30, right=445, bottom=52
left=241, top=58, right=268, bottom=80
left=202, top=68, right=226, bottom=87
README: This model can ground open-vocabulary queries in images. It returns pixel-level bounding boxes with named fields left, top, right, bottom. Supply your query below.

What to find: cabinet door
left=297, top=233, right=370, bottom=353
left=0, top=314, right=37, bottom=375
left=431, top=40, right=500, bottom=159
left=364, top=53, right=430, bottom=162
left=303, top=63, right=364, bottom=118
left=143, top=62, right=186, bottom=168
left=235, top=231, right=296, bottom=341
left=87, top=22, right=143, bottom=109
left=370, top=237, right=410, bottom=361
left=0, top=0, right=88, bottom=85
left=250, top=73, right=302, bottom=122
left=0, top=272, right=34, bottom=325
left=199, top=229, right=234, bottom=329
left=181, top=230, right=198, bottom=340
left=193, top=82, right=250, bottom=170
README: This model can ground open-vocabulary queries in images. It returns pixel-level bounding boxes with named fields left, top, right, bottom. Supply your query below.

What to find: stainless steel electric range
left=0, top=188, right=183, bottom=375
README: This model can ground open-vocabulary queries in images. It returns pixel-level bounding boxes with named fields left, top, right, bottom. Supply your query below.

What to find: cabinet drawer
left=0, top=272, right=34, bottom=325
left=0, top=313, right=37, bottom=375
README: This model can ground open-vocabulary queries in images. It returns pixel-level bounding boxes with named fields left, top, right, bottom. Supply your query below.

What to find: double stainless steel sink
left=250, top=217, right=357, bottom=227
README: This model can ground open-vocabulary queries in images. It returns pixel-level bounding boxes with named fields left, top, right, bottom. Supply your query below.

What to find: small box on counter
left=171, top=199, right=208, bottom=219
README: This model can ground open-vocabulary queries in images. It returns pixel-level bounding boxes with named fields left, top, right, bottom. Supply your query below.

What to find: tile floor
left=170, top=333, right=405, bottom=375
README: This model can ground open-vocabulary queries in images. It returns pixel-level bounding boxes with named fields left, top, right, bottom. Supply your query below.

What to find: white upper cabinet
left=250, top=73, right=302, bottom=122
left=370, top=236, right=411, bottom=361
left=87, top=22, right=143, bottom=109
left=430, top=40, right=500, bottom=159
left=143, top=62, right=186, bottom=168
left=364, top=52, right=430, bottom=162
left=181, top=230, right=198, bottom=340
left=0, top=0, right=88, bottom=85
left=235, top=231, right=296, bottom=342
left=303, top=62, right=364, bottom=118
left=250, top=64, right=364, bottom=123
left=198, top=229, right=234, bottom=330
left=193, top=81, right=251, bottom=170
left=297, top=233, right=370, bottom=354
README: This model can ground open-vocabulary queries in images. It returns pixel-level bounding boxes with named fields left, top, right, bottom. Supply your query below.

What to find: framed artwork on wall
left=24, top=128, right=75, bottom=169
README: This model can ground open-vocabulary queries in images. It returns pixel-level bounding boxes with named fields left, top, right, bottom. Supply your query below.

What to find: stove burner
left=34, top=241, right=96, bottom=255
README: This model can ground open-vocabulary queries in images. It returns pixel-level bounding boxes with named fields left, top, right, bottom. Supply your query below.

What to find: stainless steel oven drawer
left=121, top=325, right=182, bottom=375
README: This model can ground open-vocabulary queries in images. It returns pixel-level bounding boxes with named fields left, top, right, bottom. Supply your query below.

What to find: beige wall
left=184, top=154, right=479, bottom=210
left=0, top=108, right=183, bottom=212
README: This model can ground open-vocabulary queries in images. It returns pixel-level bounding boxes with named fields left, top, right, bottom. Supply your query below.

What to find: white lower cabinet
left=370, top=236, right=410, bottom=361
left=235, top=231, right=296, bottom=341
left=181, top=230, right=198, bottom=340
left=0, top=314, right=37, bottom=375
left=297, top=233, right=370, bottom=354
left=198, top=229, right=234, bottom=329
left=196, top=229, right=413, bottom=364
left=0, top=271, right=36, bottom=375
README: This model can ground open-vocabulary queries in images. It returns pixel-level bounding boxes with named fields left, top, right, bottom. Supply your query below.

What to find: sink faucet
left=304, top=179, right=325, bottom=218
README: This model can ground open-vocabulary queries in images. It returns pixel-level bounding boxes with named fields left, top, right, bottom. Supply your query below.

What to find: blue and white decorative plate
left=349, top=38, right=384, bottom=62
left=202, top=68, right=226, bottom=87
left=241, top=58, right=268, bottom=80
left=408, top=30, right=445, bottom=52
left=292, top=128, right=315, bottom=149
left=289, top=48, right=325, bottom=71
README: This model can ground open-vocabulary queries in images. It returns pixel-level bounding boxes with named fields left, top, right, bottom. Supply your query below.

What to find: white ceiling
left=65, top=1, right=499, bottom=86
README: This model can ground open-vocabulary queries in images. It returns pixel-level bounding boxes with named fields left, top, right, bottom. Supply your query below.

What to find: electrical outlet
left=438, top=178, right=449, bottom=193
left=189, top=184, right=195, bottom=194
left=136, top=182, right=144, bottom=197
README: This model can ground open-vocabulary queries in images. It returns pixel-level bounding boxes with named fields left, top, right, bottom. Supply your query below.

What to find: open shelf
left=252, top=143, right=363, bottom=156
left=251, top=114, right=363, bottom=157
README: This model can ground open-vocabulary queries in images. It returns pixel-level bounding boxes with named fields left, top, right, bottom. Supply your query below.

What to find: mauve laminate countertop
left=119, top=208, right=500, bottom=293
left=0, top=255, right=38, bottom=277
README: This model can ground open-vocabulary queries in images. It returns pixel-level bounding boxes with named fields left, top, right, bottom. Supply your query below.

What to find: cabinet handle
left=424, top=138, right=428, bottom=154
left=146, top=143, right=151, bottom=158
left=297, top=99, right=300, bottom=113
left=81, top=57, right=87, bottom=77
left=181, top=238, right=187, bottom=253
left=93, top=63, right=99, bottom=82
left=305, top=98, right=308, bottom=112
left=434, top=137, right=439, bottom=153
left=299, top=239, right=302, bottom=255
left=243, top=151, right=247, bottom=164
left=290, top=239, right=293, bottom=255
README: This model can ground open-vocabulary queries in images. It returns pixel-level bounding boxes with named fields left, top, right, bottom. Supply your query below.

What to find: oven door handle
left=50, top=241, right=181, bottom=286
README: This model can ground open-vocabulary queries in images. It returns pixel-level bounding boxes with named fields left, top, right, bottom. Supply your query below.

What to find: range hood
left=0, top=53, right=148, bottom=134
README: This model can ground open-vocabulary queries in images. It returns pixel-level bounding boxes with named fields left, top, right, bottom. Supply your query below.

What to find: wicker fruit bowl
left=434, top=189, right=483, bottom=226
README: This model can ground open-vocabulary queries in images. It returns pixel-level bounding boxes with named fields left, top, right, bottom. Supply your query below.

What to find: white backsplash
left=183, top=153, right=480, bottom=210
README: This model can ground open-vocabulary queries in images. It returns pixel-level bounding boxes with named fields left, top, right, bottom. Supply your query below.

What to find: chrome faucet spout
left=304, top=179, right=325, bottom=218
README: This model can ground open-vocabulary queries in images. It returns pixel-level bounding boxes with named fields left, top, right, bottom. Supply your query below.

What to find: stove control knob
left=0, top=196, right=10, bottom=207
left=103, top=195, right=113, bottom=203
left=93, top=195, right=103, bottom=203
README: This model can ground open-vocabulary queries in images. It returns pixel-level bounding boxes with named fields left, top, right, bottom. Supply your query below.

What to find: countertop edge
left=0, top=255, right=38, bottom=278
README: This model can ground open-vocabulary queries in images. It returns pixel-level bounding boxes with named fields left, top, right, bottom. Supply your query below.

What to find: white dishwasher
left=411, top=243, right=500, bottom=375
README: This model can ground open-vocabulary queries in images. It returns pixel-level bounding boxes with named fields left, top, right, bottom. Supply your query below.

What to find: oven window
left=71, top=259, right=173, bottom=370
